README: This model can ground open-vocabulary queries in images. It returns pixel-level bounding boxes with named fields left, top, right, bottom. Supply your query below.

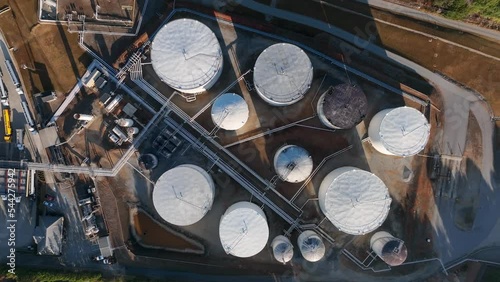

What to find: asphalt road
left=238, top=0, right=497, bottom=268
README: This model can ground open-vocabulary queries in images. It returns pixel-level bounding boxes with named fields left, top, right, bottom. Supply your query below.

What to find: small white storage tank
left=219, top=202, right=269, bottom=258
left=211, top=93, right=249, bottom=130
left=271, top=235, right=294, bottom=264
left=273, top=145, right=313, bottom=183
left=152, top=164, right=215, bottom=226
left=297, top=230, right=325, bottom=262
left=253, top=43, right=313, bottom=106
left=319, top=167, right=392, bottom=235
left=151, top=19, right=223, bottom=94
left=73, top=113, right=94, bottom=121
left=368, top=106, right=430, bottom=156
left=370, top=231, right=408, bottom=266
left=127, top=127, right=139, bottom=136
left=317, top=84, right=368, bottom=129
left=115, top=118, right=134, bottom=127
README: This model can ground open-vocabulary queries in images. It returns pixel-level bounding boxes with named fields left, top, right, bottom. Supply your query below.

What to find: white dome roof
left=152, top=165, right=215, bottom=226
left=273, top=145, right=313, bottom=183
left=271, top=235, right=294, bottom=263
left=219, top=202, right=269, bottom=258
left=151, top=19, right=223, bottom=94
left=368, top=107, right=430, bottom=156
left=318, top=167, right=392, bottom=235
left=297, top=230, right=325, bottom=262
left=253, top=43, right=313, bottom=106
left=211, top=93, right=249, bottom=130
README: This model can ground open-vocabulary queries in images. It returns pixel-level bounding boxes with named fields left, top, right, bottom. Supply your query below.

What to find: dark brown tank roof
left=321, top=84, right=368, bottom=129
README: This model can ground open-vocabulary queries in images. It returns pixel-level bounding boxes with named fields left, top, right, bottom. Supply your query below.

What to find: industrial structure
left=318, top=167, right=392, bottom=235
left=273, top=145, right=313, bottom=183
left=271, top=235, right=294, bottom=264
left=210, top=93, right=249, bottom=130
left=297, top=230, right=325, bottom=262
left=219, top=202, right=269, bottom=258
left=151, top=19, right=223, bottom=94
left=370, top=231, right=408, bottom=266
left=152, top=165, right=215, bottom=226
left=317, top=84, right=368, bottom=129
left=368, top=106, right=430, bottom=156
left=253, top=43, right=313, bottom=106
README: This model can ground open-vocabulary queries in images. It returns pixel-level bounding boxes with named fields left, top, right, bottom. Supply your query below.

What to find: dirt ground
left=0, top=0, right=90, bottom=102
left=132, top=209, right=204, bottom=252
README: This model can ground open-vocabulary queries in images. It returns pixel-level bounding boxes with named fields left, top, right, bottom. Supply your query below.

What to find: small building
left=33, top=216, right=64, bottom=256
left=84, top=69, right=102, bottom=88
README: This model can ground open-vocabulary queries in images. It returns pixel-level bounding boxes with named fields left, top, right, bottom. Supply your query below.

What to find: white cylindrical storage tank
left=127, top=127, right=139, bottom=136
left=370, top=231, right=408, bottom=266
left=297, top=230, right=325, bottom=262
left=273, top=145, right=313, bottom=183
left=151, top=19, right=223, bottom=94
left=219, top=202, right=269, bottom=258
left=319, top=167, right=392, bottom=235
left=73, top=113, right=93, bottom=121
left=368, top=106, right=430, bottom=156
left=317, top=84, right=368, bottom=129
left=115, top=118, right=134, bottom=127
left=152, top=164, right=215, bottom=226
left=211, top=93, right=249, bottom=130
left=271, top=235, right=294, bottom=264
left=253, top=43, right=313, bottom=106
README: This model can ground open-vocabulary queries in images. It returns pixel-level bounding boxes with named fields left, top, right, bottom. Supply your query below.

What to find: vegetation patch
left=431, top=0, right=500, bottom=22
left=0, top=266, right=102, bottom=282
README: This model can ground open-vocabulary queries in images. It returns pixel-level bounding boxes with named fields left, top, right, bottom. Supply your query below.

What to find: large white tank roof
left=319, top=167, right=392, bottom=235
left=211, top=93, right=249, bottom=130
left=297, top=230, right=325, bottom=262
left=152, top=164, right=215, bottom=226
left=219, top=202, right=269, bottom=258
left=253, top=43, right=313, bottom=106
left=273, top=145, right=313, bottom=183
left=151, top=19, right=223, bottom=94
left=368, top=107, right=430, bottom=156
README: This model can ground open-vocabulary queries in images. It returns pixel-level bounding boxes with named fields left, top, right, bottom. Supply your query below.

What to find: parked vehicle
left=43, top=201, right=54, bottom=208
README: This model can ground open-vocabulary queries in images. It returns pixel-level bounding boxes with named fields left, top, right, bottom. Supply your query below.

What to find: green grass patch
left=432, top=0, right=500, bottom=22
left=0, top=266, right=103, bottom=282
